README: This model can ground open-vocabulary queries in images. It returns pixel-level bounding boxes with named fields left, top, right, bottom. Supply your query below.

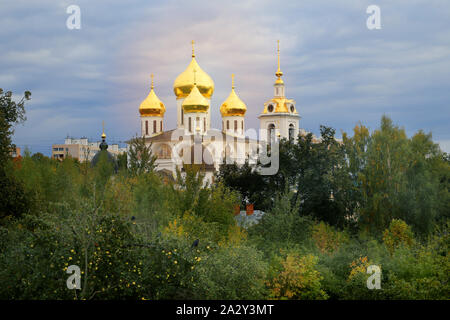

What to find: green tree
left=216, top=160, right=268, bottom=209
left=291, top=126, right=353, bottom=227
left=192, top=245, right=268, bottom=299
left=117, top=151, right=128, bottom=172
left=0, top=88, right=31, bottom=162
left=0, top=88, right=31, bottom=222
left=348, top=116, right=443, bottom=235
left=93, top=151, right=115, bottom=201
left=174, top=166, right=239, bottom=238
left=128, top=136, right=157, bottom=176
left=249, top=187, right=311, bottom=251
left=268, top=253, right=328, bottom=300
left=30, top=152, right=48, bottom=162
left=383, top=219, right=415, bottom=254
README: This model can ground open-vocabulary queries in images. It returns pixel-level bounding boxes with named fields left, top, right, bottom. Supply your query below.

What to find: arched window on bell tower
left=268, top=123, right=275, bottom=142
left=289, top=124, right=295, bottom=141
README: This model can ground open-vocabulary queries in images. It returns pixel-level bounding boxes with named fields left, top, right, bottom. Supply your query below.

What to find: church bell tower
left=258, top=40, right=300, bottom=142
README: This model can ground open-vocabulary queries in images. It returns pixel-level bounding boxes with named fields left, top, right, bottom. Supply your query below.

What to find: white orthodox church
left=135, top=41, right=302, bottom=183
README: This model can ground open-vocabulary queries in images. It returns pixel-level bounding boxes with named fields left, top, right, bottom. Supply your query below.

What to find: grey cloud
left=1, top=0, right=449, bottom=155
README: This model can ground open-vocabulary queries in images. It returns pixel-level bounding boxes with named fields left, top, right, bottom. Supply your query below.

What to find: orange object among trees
left=246, top=204, right=254, bottom=215
left=234, top=205, right=241, bottom=216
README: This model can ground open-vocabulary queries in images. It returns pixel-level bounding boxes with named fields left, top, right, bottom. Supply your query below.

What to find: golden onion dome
left=182, top=77, right=210, bottom=113
left=173, top=41, right=214, bottom=99
left=139, top=74, right=166, bottom=117
left=220, top=74, right=247, bottom=117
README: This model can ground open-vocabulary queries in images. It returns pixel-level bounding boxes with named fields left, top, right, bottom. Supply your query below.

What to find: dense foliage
left=0, top=88, right=31, bottom=222
left=0, top=89, right=448, bottom=299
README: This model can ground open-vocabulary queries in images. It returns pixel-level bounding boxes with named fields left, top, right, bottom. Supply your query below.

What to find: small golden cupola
left=275, top=39, right=284, bottom=85
left=220, top=74, right=247, bottom=117
left=139, top=74, right=166, bottom=117
left=173, top=40, right=214, bottom=99
left=181, top=69, right=210, bottom=113
left=101, top=120, right=106, bottom=140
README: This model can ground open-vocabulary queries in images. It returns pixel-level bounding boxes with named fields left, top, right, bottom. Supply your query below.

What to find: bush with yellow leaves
left=383, top=219, right=415, bottom=254
left=312, top=221, right=349, bottom=254
left=348, top=256, right=372, bottom=281
left=268, top=253, right=328, bottom=300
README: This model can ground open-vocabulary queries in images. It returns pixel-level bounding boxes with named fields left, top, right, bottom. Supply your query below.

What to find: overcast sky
left=2, top=0, right=449, bottom=155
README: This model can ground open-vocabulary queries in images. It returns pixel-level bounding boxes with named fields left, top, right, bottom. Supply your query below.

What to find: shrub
left=312, top=221, right=349, bottom=254
left=0, top=208, right=145, bottom=300
left=383, top=219, right=415, bottom=254
left=191, top=245, right=268, bottom=299
left=268, top=253, right=328, bottom=300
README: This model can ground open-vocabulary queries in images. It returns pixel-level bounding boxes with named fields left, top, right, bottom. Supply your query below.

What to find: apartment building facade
left=52, top=137, right=126, bottom=162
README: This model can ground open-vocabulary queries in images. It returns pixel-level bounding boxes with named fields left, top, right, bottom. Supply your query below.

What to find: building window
left=289, top=124, right=295, bottom=141
left=181, top=109, right=184, bottom=125
left=268, top=104, right=274, bottom=112
left=268, top=124, right=275, bottom=141
left=227, top=120, right=229, bottom=130
left=225, top=145, right=231, bottom=158
left=157, top=144, right=172, bottom=159
left=189, top=117, right=192, bottom=132
left=145, top=121, right=148, bottom=135
left=204, top=118, right=206, bottom=132
left=234, top=120, right=237, bottom=132
left=241, top=120, right=243, bottom=130
left=160, top=120, right=162, bottom=132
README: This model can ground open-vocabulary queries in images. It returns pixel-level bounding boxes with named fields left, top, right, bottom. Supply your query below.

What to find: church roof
left=133, top=129, right=258, bottom=145
left=220, top=74, right=247, bottom=117
left=91, top=149, right=117, bottom=170
left=91, top=128, right=118, bottom=171
left=262, top=97, right=297, bottom=114
left=173, top=41, right=214, bottom=99
left=182, top=84, right=210, bottom=113
left=139, top=74, right=165, bottom=117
